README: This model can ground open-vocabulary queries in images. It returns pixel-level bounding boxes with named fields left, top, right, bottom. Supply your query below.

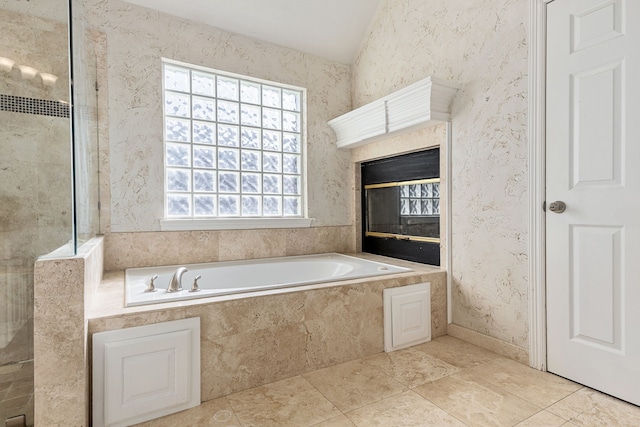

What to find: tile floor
left=137, top=336, right=640, bottom=427
left=0, top=361, right=34, bottom=426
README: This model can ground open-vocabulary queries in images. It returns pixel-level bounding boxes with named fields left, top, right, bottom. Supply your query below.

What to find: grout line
left=297, top=374, right=345, bottom=420
left=141, top=338, right=640, bottom=426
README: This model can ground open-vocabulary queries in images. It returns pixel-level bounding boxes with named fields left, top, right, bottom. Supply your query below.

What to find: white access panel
left=384, top=282, right=431, bottom=352
left=93, top=317, right=201, bottom=427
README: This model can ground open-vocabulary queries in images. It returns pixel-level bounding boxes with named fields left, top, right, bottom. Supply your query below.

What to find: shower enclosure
left=0, top=0, right=99, bottom=424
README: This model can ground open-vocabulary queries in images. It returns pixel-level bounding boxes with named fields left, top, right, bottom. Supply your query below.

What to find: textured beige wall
left=352, top=0, right=529, bottom=349
left=83, top=0, right=353, bottom=232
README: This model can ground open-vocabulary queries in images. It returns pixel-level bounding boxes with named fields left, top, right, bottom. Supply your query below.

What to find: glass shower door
left=0, top=1, right=73, bottom=425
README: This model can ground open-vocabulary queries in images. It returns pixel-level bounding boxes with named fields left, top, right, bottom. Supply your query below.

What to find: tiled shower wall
left=0, top=8, right=72, bottom=366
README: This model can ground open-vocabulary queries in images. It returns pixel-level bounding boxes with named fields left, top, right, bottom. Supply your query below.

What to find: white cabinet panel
left=384, top=283, right=431, bottom=352
left=93, top=318, right=200, bottom=427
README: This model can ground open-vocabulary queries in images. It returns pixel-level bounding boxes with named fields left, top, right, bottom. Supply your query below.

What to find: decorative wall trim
left=329, top=76, right=459, bottom=149
left=445, top=122, right=453, bottom=324
left=528, top=0, right=553, bottom=371
left=0, top=94, right=70, bottom=118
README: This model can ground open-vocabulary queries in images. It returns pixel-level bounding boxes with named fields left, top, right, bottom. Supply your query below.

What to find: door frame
left=528, top=0, right=554, bottom=371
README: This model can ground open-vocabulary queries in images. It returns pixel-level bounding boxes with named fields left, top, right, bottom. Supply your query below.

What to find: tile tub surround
left=88, top=254, right=446, bottom=401
left=134, top=336, right=640, bottom=427
left=103, top=226, right=355, bottom=271
left=33, top=237, right=104, bottom=427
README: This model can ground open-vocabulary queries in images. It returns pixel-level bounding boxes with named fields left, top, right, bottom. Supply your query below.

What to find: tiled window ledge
left=159, top=218, right=313, bottom=231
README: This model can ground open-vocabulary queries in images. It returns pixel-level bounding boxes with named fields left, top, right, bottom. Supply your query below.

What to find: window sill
left=159, top=217, right=314, bottom=231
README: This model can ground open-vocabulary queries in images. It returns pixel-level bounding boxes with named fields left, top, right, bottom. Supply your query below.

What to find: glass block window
left=400, top=181, right=440, bottom=216
left=163, top=59, right=305, bottom=218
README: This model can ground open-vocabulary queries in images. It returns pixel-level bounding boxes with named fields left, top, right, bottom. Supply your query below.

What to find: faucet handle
left=145, top=275, right=158, bottom=293
left=190, top=275, right=202, bottom=293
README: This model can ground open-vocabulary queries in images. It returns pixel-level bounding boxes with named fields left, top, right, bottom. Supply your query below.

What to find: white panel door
left=546, top=0, right=640, bottom=405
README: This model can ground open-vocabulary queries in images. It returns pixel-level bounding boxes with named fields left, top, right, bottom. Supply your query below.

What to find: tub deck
left=91, top=253, right=440, bottom=319
left=87, top=253, right=447, bottom=401
left=124, top=253, right=412, bottom=307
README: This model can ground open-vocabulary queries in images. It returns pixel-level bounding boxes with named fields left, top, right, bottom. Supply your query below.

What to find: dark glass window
left=362, top=148, right=440, bottom=265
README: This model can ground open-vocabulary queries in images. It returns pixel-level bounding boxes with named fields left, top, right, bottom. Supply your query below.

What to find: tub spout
left=167, top=267, right=188, bottom=293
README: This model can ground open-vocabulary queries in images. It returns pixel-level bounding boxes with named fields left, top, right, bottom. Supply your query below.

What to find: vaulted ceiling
left=122, top=0, right=383, bottom=64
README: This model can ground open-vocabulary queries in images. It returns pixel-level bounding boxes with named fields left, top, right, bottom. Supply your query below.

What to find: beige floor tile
left=226, top=375, right=340, bottom=427
left=346, top=391, right=467, bottom=427
left=414, top=335, right=500, bottom=368
left=514, top=410, right=567, bottom=426
left=546, top=387, right=609, bottom=421
left=303, top=359, right=407, bottom=412
left=414, top=373, right=541, bottom=427
left=311, top=414, right=356, bottom=427
left=362, top=348, right=460, bottom=388
left=572, top=400, right=640, bottom=427
left=133, top=397, right=240, bottom=426
left=460, top=358, right=581, bottom=407
left=548, top=387, right=640, bottom=427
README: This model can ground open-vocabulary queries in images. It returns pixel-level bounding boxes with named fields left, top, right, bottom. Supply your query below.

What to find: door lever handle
left=548, top=201, right=566, bottom=213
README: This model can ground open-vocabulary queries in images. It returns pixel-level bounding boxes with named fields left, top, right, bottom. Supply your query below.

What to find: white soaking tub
left=124, top=253, right=410, bottom=307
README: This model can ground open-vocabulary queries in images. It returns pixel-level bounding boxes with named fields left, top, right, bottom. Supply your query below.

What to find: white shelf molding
left=328, top=76, right=459, bottom=149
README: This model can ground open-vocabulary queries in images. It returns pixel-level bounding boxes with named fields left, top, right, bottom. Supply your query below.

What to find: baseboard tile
left=447, top=323, right=529, bottom=365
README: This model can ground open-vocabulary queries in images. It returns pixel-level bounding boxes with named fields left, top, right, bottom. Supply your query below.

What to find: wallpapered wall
left=352, top=0, right=529, bottom=350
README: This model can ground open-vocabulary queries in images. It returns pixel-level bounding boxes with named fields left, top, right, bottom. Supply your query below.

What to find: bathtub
left=125, top=253, right=411, bottom=307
